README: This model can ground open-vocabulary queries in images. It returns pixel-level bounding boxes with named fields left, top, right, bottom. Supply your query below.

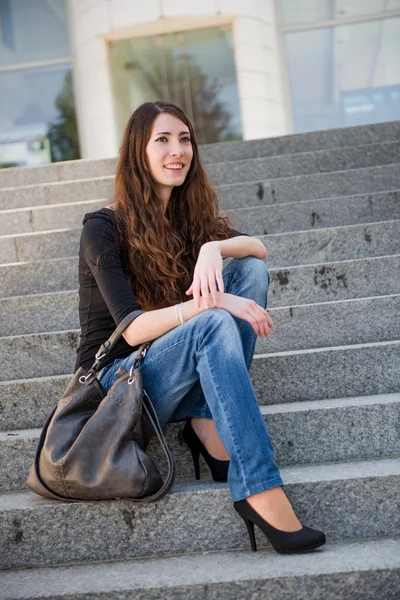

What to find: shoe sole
left=273, top=539, right=327, bottom=554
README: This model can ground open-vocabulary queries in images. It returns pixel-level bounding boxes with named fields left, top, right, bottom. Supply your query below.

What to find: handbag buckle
left=79, top=371, right=95, bottom=384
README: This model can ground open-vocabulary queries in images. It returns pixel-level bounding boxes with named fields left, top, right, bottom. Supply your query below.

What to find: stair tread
left=1, top=537, right=399, bottom=600
left=2, top=392, right=399, bottom=439
left=0, top=138, right=399, bottom=190
left=1, top=215, right=399, bottom=241
left=1, top=455, right=399, bottom=511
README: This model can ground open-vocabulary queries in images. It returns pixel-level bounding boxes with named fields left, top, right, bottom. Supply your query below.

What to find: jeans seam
left=140, top=331, right=204, bottom=368
left=203, top=344, right=253, bottom=497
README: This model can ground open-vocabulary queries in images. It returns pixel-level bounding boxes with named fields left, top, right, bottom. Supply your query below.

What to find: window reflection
left=109, top=26, right=242, bottom=145
left=286, top=18, right=400, bottom=132
left=0, top=0, right=69, bottom=66
left=0, top=65, right=80, bottom=167
left=281, top=0, right=400, bottom=26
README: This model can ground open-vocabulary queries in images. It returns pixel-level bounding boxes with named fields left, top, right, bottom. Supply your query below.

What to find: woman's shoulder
left=80, top=207, right=118, bottom=250
left=82, top=206, right=116, bottom=228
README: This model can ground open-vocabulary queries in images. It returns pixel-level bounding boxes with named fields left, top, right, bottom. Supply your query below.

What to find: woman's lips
left=164, top=165, right=184, bottom=172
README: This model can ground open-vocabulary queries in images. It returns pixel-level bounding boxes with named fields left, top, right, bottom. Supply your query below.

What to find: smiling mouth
left=164, top=164, right=184, bottom=171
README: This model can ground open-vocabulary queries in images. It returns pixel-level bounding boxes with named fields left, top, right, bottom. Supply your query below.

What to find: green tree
left=127, top=49, right=241, bottom=144
left=47, top=70, right=80, bottom=162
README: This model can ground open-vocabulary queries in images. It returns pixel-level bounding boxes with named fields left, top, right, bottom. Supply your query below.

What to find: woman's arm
left=124, top=229, right=257, bottom=346
left=123, top=298, right=208, bottom=347
left=214, top=236, right=267, bottom=259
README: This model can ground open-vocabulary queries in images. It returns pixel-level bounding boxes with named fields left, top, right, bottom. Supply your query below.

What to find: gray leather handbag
left=27, top=311, right=175, bottom=502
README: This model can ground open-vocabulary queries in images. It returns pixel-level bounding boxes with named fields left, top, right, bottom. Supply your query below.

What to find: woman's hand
left=185, top=242, right=224, bottom=309
left=217, top=293, right=274, bottom=337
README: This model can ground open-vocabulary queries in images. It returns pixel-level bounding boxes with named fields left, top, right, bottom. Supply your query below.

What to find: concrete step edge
left=217, top=164, right=400, bottom=190
left=227, top=187, right=400, bottom=212
left=262, top=392, right=400, bottom=414
left=1, top=187, right=399, bottom=218
left=1, top=321, right=399, bottom=352
left=2, top=288, right=398, bottom=311
left=9, top=391, right=400, bottom=435
left=2, top=215, right=399, bottom=242
left=1, top=153, right=400, bottom=195
left=0, top=340, right=399, bottom=387
left=0, top=198, right=108, bottom=216
left=1, top=456, right=399, bottom=510
left=3, top=393, right=399, bottom=440
left=257, top=338, right=400, bottom=359
left=1, top=251, right=399, bottom=274
left=2, top=221, right=400, bottom=271
left=1, top=537, right=399, bottom=600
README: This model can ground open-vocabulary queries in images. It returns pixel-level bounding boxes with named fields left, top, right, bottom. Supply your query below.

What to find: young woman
left=75, top=101, right=326, bottom=554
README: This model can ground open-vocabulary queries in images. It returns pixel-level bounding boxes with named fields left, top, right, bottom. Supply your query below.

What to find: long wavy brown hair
left=112, top=101, right=234, bottom=311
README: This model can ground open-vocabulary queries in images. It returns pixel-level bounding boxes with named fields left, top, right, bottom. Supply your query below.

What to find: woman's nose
left=169, top=142, right=184, bottom=156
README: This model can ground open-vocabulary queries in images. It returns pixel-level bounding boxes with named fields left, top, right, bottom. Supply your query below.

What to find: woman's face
left=146, top=113, right=193, bottom=201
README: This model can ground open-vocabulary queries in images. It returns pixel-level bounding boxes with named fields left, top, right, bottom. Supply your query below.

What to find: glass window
left=0, top=64, right=80, bottom=166
left=281, top=0, right=400, bottom=26
left=109, top=26, right=242, bottom=145
left=285, top=17, right=400, bottom=132
left=0, top=0, right=70, bottom=66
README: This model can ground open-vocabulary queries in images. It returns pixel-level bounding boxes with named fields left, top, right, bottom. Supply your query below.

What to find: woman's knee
left=196, top=306, right=236, bottom=327
left=231, top=256, right=270, bottom=288
left=195, top=307, right=239, bottom=338
left=199, top=307, right=244, bottom=346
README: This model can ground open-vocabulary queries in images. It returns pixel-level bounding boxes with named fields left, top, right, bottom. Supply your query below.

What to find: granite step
left=230, top=189, right=400, bottom=237
left=1, top=537, right=399, bottom=600
left=1, top=456, right=399, bottom=570
left=1, top=219, right=399, bottom=266
left=209, top=140, right=400, bottom=186
left=1, top=120, right=399, bottom=189
left=201, top=120, right=400, bottom=165
left=1, top=393, right=399, bottom=492
left=1, top=188, right=399, bottom=238
left=1, top=161, right=400, bottom=212
left=218, top=163, right=400, bottom=210
left=0, top=198, right=106, bottom=236
left=2, top=289, right=399, bottom=351
left=1, top=254, right=399, bottom=309
left=0, top=333, right=399, bottom=401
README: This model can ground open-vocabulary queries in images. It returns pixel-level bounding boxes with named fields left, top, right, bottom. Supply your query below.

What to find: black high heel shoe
left=178, top=419, right=230, bottom=482
left=234, top=498, right=326, bottom=554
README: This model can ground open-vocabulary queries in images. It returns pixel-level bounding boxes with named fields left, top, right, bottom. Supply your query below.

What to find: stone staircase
left=0, top=122, right=399, bottom=599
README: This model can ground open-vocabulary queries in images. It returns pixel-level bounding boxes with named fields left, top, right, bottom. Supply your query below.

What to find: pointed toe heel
left=234, top=498, right=326, bottom=555
left=178, top=419, right=229, bottom=482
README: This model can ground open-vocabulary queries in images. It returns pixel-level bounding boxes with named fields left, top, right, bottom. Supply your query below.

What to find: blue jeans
left=98, top=256, right=284, bottom=501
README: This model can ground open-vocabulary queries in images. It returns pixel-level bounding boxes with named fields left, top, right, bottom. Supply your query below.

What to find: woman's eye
left=155, top=136, right=191, bottom=142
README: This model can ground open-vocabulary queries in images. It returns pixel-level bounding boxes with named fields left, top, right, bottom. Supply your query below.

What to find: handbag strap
left=84, top=310, right=152, bottom=380
left=132, top=391, right=176, bottom=502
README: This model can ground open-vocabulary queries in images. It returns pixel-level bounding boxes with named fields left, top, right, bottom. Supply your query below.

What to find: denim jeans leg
left=97, top=298, right=283, bottom=501
left=172, top=256, right=270, bottom=422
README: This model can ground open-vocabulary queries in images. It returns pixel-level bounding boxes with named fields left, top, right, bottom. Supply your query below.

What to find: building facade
left=1, top=0, right=399, bottom=166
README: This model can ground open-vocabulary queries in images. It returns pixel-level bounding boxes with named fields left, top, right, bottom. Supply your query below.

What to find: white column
left=67, top=0, right=119, bottom=158
left=225, top=0, right=289, bottom=139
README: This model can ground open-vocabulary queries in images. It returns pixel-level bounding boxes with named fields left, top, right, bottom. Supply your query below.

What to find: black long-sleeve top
left=74, top=207, right=249, bottom=372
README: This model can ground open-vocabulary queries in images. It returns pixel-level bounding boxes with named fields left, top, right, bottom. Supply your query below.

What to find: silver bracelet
left=178, top=302, right=184, bottom=326
left=175, top=303, right=184, bottom=326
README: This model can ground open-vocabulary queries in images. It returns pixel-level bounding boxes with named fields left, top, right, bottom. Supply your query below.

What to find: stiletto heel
left=234, top=498, right=326, bottom=554
left=178, top=419, right=229, bottom=482
left=189, top=447, right=201, bottom=480
left=238, top=513, right=257, bottom=552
